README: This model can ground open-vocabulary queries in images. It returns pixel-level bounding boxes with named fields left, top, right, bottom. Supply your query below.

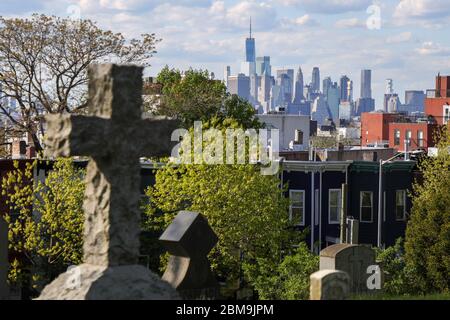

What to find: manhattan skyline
left=1, top=0, right=449, bottom=107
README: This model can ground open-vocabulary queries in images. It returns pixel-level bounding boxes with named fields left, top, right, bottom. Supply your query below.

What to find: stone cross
left=159, top=211, right=220, bottom=300
left=319, top=244, right=375, bottom=295
left=38, top=64, right=180, bottom=300
left=310, top=270, right=350, bottom=300
left=0, top=217, right=9, bottom=300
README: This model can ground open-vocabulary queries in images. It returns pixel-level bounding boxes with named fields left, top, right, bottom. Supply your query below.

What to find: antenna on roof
left=249, top=16, right=252, bottom=39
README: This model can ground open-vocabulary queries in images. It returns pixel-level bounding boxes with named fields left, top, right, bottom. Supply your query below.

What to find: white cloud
left=335, top=18, right=365, bottom=28
left=394, top=0, right=450, bottom=27
left=277, top=0, right=372, bottom=14
left=386, top=32, right=412, bottom=44
left=415, top=42, right=450, bottom=56
left=294, top=14, right=319, bottom=26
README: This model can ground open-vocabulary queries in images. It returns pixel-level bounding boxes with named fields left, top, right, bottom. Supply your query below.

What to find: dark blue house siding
left=283, top=161, right=417, bottom=250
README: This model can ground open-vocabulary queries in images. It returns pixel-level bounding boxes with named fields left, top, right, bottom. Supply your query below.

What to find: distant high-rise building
left=360, top=69, right=372, bottom=99
left=311, top=95, right=332, bottom=125
left=224, top=66, right=231, bottom=88
left=387, top=95, right=401, bottom=113
left=293, top=66, right=304, bottom=104
left=322, top=77, right=332, bottom=97
left=250, top=73, right=260, bottom=105
left=227, top=73, right=250, bottom=102
left=384, top=79, right=398, bottom=112
left=256, top=56, right=271, bottom=77
left=277, top=69, right=294, bottom=104
left=339, top=75, right=351, bottom=102
left=386, top=79, right=394, bottom=94
left=311, top=67, right=320, bottom=92
left=327, top=82, right=340, bottom=123
left=245, top=18, right=255, bottom=64
left=405, top=90, right=425, bottom=109
left=259, top=70, right=272, bottom=112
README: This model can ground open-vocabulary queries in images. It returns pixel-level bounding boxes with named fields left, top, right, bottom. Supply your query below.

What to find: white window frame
left=417, top=130, right=424, bottom=148
left=289, top=190, right=305, bottom=226
left=444, top=105, right=450, bottom=125
left=328, top=189, right=341, bottom=224
left=360, top=191, right=373, bottom=223
left=395, top=190, right=407, bottom=221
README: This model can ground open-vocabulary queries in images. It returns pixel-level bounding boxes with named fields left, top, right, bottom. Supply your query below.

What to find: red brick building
left=388, top=122, right=438, bottom=152
left=361, top=112, right=401, bottom=146
left=425, top=75, right=450, bottom=125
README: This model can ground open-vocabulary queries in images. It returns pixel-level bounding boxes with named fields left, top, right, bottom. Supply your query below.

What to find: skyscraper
left=256, top=56, right=271, bottom=77
left=293, top=66, right=304, bottom=104
left=277, top=69, right=294, bottom=104
left=311, top=67, right=320, bottom=92
left=356, top=69, right=375, bottom=116
left=322, top=76, right=332, bottom=97
left=360, top=69, right=372, bottom=99
left=227, top=74, right=250, bottom=102
left=339, top=75, right=351, bottom=102
left=224, top=66, right=231, bottom=89
left=245, top=18, right=255, bottom=64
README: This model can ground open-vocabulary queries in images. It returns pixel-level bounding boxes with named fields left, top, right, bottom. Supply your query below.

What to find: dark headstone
left=160, top=211, right=220, bottom=300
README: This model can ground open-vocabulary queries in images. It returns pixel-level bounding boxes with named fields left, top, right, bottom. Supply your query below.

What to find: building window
left=394, top=129, right=400, bottom=146
left=406, top=130, right=412, bottom=146
left=396, top=190, right=407, bottom=221
left=329, top=189, right=341, bottom=224
left=360, top=191, right=373, bottom=223
left=417, top=130, right=424, bottom=148
left=315, top=189, right=319, bottom=226
left=295, top=130, right=304, bottom=144
left=444, top=106, right=450, bottom=124
left=289, top=190, right=305, bottom=226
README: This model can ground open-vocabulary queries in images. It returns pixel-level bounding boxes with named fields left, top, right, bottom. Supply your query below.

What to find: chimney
left=11, top=140, right=26, bottom=159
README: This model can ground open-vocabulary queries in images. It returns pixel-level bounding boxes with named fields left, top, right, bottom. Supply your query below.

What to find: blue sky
left=1, top=0, right=450, bottom=108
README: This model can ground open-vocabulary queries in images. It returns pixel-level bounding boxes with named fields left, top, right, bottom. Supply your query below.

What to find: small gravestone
left=320, top=244, right=375, bottom=295
left=37, top=64, right=180, bottom=300
left=159, top=211, right=220, bottom=300
left=0, top=217, right=9, bottom=300
left=310, top=270, right=350, bottom=300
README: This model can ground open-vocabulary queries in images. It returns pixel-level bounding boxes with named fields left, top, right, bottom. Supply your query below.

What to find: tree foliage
left=1, top=158, right=85, bottom=290
left=153, top=66, right=227, bottom=127
left=375, top=238, right=422, bottom=296
left=0, top=14, right=160, bottom=150
left=405, top=128, right=450, bottom=293
left=245, top=242, right=318, bottom=300
left=145, top=163, right=291, bottom=292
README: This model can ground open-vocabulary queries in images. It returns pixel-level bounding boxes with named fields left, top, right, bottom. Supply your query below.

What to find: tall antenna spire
left=249, top=16, right=252, bottom=39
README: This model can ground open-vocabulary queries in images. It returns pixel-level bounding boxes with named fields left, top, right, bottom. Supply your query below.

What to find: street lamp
left=377, top=138, right=410, bottom=248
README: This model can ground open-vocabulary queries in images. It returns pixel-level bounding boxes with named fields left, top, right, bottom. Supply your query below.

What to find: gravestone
left=159, top=211, right=220, bottom=299
left=0, top=217, right=9, bottom=300
left=310, top=270, right=350, bottom=300
left=319, top=244, right=375, bottom=295
left=37, top=64, right=180, bottom=300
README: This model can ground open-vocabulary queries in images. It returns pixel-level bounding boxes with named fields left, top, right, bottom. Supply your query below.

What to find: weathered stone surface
left=310, top=270, right=350, bottom=300
left=37, top=264, right=178, bottom=300
left=320, top=244, right=375, bottom=295
left=0, top=217, right=9, bottom=300
left=160, top=211, right=220, bottom=299
left=38, top=64, right=180, bottom=300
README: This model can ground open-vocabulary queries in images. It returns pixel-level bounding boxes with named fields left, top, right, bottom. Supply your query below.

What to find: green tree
left=0, top=14, right=159, bottom=151
left=145, top=163, right=291, bottom=293
left=153, top=66, right=227, bottom=127
left=245, top=242, right=318, bottom=300
left=2, top=158, right=85, bottom=292
left=375, top=238, right=421, bottom=296
left=405, top=128, right=450, bottom=293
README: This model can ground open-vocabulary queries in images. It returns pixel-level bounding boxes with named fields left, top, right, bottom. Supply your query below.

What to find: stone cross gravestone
left=310, top=270, right=350, bottom=300
left=319, top=244, right=375, bottom=295
left=38, top=64, right=180, bottom=300
left=159, top=211, right=220, bottom=300
left=0, top=217, right=9, bottom=300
